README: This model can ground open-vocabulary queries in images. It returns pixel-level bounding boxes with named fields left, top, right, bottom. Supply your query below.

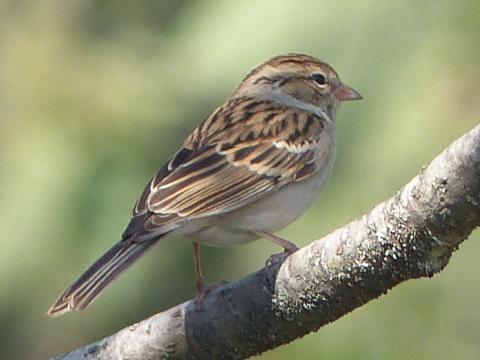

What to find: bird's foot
left=194, top=280, right=229, bottom=311
left=254, top=230, right=299, bottom=266
left=265, top=245, right=299, bottom=267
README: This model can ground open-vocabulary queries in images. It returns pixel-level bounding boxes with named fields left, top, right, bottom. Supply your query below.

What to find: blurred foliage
left=0, top=0, right=479, bottom=359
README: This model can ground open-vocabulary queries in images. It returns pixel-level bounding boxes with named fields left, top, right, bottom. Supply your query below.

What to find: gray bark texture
left=52, top=125, right=480, bottom=360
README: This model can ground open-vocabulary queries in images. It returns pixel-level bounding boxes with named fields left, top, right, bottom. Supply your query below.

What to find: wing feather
left=127, top=96, right=327, bottom=238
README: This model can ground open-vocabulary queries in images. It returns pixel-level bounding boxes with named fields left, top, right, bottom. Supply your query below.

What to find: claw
left=265, top=247, right=298, bottom=267
left=194, top=280, right=229, bottom=311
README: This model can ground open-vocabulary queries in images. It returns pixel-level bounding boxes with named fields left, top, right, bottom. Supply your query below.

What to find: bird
left=47, top=53, right=362, bottom=317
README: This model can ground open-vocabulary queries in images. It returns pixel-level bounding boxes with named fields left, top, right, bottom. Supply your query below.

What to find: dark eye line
left=311, top=73, right=327, bottom=85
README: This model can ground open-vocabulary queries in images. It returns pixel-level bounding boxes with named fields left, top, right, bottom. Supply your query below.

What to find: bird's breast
left=182, top=134, right=336, bottom=247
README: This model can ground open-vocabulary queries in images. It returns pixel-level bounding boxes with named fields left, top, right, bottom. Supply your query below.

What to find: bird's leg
left=192, top=242, right=228, bottom=310
left=192, top=241, right=208, bottom=299
left=254, top=230, right=299, bottom=265
left=255, top=230, right=299, bottom=253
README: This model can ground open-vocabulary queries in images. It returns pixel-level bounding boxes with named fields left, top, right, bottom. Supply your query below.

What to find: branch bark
left=52, top=125, right=480, bottom=360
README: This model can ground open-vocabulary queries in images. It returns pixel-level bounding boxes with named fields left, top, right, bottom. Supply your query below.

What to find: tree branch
left=52, top=125, right=480, bottom=360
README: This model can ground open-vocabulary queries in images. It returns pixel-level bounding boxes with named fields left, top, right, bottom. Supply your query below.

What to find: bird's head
left=234, top=53, right=362, bottom=118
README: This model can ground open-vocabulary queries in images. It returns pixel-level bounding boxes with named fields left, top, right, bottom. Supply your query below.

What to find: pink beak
left=333, top=83, right=362, bottom=101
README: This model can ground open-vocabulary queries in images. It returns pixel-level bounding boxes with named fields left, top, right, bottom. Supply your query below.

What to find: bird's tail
left=47, top=237, right=160, bottom=317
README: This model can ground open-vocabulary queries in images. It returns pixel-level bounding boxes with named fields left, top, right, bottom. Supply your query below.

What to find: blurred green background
left=1, top=0, right=479, bottom=359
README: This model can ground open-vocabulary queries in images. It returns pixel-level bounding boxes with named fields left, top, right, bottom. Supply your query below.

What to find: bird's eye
left=312, top=73, right=327, bottom=85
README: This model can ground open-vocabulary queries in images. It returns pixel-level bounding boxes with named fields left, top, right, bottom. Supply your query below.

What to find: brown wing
left=124, top=96, right=325, bottom=239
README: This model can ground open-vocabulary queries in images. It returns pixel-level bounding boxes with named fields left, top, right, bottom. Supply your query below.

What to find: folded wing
left=126, top=96, right=326, bottom=238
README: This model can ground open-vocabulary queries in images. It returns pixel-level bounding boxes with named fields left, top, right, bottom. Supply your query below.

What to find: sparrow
left=47, top=53, right=361, bottom=317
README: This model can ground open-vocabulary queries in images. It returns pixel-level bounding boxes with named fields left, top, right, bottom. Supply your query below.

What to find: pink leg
left=192, top=242, right=228, bottom=310
left=254, top=230, right=299, bottom=253
left=254, top=231, right=299, bottom=265
left=192, top=242, right=207, bottom=299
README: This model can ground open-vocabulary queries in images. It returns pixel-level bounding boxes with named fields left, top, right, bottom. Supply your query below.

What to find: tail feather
left=47, top=238, right=160, bottom=317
